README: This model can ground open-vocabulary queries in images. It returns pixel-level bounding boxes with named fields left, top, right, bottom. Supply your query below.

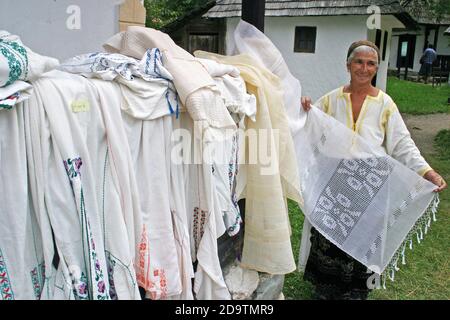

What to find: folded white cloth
left=60, top=49, right=173, bottom=82
left=116, top=76, right=178, bottom=120
left=0, top=30, right=59, bottom=86
left=196, top=58, right=240, bottom=78
left=27, top=48, right=59, bottom=82
left=60, top=49, right=179, bottom=120
left=0, top=80, right=33, bottom=109
left=213, top=74, right=257, bottom=124
left=0, top=33, right=29, bottom=87
left=103, top=27, right=236, bottom=131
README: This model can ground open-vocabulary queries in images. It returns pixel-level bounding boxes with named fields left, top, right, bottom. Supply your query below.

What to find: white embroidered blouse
left=314, top=87, right=432, bottom=176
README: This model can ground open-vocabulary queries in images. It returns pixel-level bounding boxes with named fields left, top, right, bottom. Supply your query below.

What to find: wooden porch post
left=433, top=26, right=439, bottom=52
left=423, top=25, right=431, bottom=51
left=236, top=0, right=266, bottom=263
left=119, top=0, right=146, bottom=32
left=241, top=0, right=266, bottom=32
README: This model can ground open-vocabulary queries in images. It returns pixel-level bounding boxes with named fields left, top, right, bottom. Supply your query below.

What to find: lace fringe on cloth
left=381, top=194, right=440, bottom=288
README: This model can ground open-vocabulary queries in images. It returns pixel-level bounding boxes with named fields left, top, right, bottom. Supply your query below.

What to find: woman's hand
left=424, top=170, right=447, bottom=192
left=301, top=96, right=312, bottom=111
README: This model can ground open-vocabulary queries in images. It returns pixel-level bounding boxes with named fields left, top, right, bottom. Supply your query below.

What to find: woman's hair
left=346, top=40, right=380, bottom=65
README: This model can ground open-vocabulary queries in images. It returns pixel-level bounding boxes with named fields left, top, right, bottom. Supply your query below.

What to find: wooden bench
left=431, top=68, right=449, bottom=87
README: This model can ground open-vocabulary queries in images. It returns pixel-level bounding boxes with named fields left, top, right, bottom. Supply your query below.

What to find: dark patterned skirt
left=303, top=227, right=373, bottom=300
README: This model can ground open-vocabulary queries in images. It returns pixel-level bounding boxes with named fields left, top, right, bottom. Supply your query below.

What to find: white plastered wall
left=367, top=15, right=405, bottom=92
left=390, top=25, right=450, bottom=73
left=0, top=0, right=124, bottom=61
left=225, top=15, right=403, bottom=101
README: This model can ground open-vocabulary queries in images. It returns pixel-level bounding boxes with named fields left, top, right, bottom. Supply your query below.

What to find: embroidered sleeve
left=314, top=94, right=330, bottom=114
left=384, top=103, right=432, bottom=176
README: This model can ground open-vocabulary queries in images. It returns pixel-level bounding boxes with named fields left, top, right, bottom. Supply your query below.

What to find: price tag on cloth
left=71, top=99, right=90, bottom=113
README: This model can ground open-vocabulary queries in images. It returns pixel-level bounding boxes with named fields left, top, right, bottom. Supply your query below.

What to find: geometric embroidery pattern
left=193, top=207, right=207, bottom=254
left=311, top=157, right=393, bottom=245
left=30, top=262, right=46, bottom=300
left=0, top=248, right=14, bottom=300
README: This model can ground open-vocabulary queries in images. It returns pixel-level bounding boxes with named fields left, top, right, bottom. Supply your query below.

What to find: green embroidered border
left=0, top=40, right=28, bottom=86
left=0, top=247, right=15, bottom=300
left=30, top=262, right=46, bottom=300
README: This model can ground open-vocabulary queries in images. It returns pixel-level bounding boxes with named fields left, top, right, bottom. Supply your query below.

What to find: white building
left=0, top=0, right=146, bottom=61
left=389, top=12, right=450, bottom=76
left=204, top=0, right=414, bottom=101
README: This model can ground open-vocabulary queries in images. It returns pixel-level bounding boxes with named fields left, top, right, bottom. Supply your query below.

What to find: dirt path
left=402, top=113, right=450, bottom=156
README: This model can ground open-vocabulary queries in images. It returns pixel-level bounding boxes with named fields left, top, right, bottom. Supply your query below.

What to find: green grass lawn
left=386, top=76, right=450, bottom=114
left=284, top=132, right=450, bottom=299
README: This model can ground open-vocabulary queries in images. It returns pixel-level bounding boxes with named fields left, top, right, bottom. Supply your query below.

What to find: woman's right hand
left=301, top=96, right=312, bottom=111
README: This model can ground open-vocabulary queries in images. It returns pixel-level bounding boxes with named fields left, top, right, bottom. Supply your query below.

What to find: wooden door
left=188, top=34, right=219, bottom=54
left=396, top=34, right=416, bottom=69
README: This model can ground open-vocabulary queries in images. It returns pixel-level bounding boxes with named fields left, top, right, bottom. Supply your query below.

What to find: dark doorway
left=188, top=33, right=219, bottom=54
left=372, top=29, right=382, bottom=86
left=396, top=34, right=416, bottom=69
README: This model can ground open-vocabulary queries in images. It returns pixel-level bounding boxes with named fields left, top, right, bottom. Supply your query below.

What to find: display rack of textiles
left=0, top=25, right=302, bottom=300
left=0, top=24, right=440, bottom=301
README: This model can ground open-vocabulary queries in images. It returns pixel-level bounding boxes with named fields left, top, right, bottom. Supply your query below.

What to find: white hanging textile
left=294, top=106, right=439, bottom=277
left=0, top=103, right=45, bottom=300
left=230, top=20, right=306, bottom=134
left=195, top=50, right=302, bottom=275
left=120, top=95, right=183, bottom=300
left=24, top=70, right=144, bottom=300
left=226, top=20, right=440, bottom=280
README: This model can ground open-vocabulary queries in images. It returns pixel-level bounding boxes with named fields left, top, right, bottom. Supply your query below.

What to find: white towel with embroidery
left=88, top=79, right=144, bottom=300
left=179, top=113, right=231, bottom=300
left=0, top=102, right=45, bottom=300
left=167, top=116, right=195, bottom=300
left=208, top=74, right=257, bottom=237
left=59, top=49, right=172, bottom=83
left=120, top=83, right=182, bottom=299
left=25, top=71, right=112, bottom=300
left=103, top=27, right=236, bottom=131
left=295, top=106, right=439, bottom=279
left=0, top=30, right=59, bottom=85
left=0, top=81, right=33, bottom=109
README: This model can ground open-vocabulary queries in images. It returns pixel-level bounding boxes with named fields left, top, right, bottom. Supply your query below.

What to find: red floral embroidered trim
left=193, top=207, right=207, bottom=254
left=136, top=225, right=168, bottom=299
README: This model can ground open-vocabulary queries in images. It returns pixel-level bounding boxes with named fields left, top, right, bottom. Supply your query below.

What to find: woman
left=418, top=44, right=437, bottom=84
left=300, top=40, right=447, bottom=300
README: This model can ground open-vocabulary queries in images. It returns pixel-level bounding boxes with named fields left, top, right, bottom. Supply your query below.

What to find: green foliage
left=386, top=76, right=450, bottom=115
left=434, top=130, right=450, bottom=160
left=434, top=0, right=450, bottom=18
left=400, top=0, right=450, bottom=22
left=144, top=0, right=210, bottom=29
left=284, top=201, right=316, bottom=300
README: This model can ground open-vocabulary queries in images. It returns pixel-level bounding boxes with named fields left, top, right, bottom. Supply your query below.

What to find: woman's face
left=347, top=50, right=379, bottom=86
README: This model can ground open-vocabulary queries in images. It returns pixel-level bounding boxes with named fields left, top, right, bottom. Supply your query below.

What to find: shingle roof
left=204, top=0, right=407, bottom=18
left=403, top=10, right=450, bottom=25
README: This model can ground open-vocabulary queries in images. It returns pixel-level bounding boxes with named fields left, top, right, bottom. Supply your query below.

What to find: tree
left=400, top=0, right=450, bottom=23
left=144, top=0, right=211, bottom=29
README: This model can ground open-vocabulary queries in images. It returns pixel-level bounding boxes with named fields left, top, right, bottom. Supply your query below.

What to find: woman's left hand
left=424, top=170, right=447, bottom=192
